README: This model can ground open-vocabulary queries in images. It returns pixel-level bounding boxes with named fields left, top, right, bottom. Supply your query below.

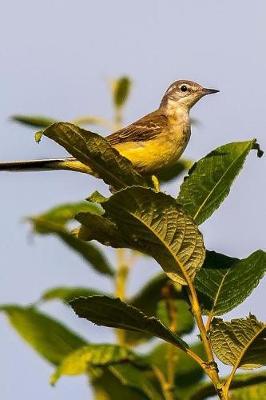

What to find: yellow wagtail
left=0, top=80, right=219, bottom=175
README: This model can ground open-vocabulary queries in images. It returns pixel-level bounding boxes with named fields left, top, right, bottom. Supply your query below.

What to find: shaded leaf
left=177, top=140, right=262, bottom=225
left=41, top=286, right=105, bottom=303
left=12, top=114, right=57, bottom=128
left=70, top=295, right=188, bottom=349
left=157, top=159, right=193, bottom=183
left=51, top=344, right=136, bottom=385
left=112, top=76, right=132, bottom=108
left=147, top=342, right=205, bottom=383
left=125, top=274, right=184, bottom=344
left=0, top=305, right=86, bottom=365
left=188, top=372, right=266, bottom=400
left=89, top=187, right=206, bottom=285
left=110, top=364, right=162, bottom=400
left=92, top=368, right=147, bottom=400
left=156, top=299, right=194, bottom=335
left=42, top=122, right=147, bottom=190
left=195, top=250, right=266, bottom=316
left=210, top=315, right=266, bottom=369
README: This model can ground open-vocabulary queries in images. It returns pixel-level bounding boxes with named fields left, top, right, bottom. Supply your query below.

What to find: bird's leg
left=152, top=175, right=160, bottom=192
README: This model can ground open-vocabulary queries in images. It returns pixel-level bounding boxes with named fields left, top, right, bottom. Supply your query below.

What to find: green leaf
left=0, top=305, right=86, bottom=365
left=231, top=383, right=266, bottom=400
left=87, top=187, right=206, bottom=285
left=31, top=218, right=114, bottom=276
left=50, top=344, right=136, bottom=385
left=147, top=342, right=205, bottom=383
left=42, top=122, right=147, bottom=190
left=125, top=274, right=185, bottom=344
left=30, top=201, right=113, bottom=276
left=156, top=299, right=194, bottom=335
left=12, top=114, right=57, bottom=128
left=195, top=250, right=266, bottom=316
left=210, top=315, right=266, bottom=369
left=185, top=372, right=266, bottom=400
left=157, top=159, right=193, bottom=183
left=92, top=368, right=147, bottom=400
left=41, top=286, right=105, bottom=303
left=110, top=364, right=162, bottom=400
left=112, top=76, right=132, bottom=109
left=32, top=201, right=103, bottom=227
left=70, top=295, right=188, bottom=349
left=177, top=140, right=262, bottom=225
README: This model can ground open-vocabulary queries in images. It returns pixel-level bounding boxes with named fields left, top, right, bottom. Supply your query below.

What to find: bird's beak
left=202, top=88, right=220, bottom=95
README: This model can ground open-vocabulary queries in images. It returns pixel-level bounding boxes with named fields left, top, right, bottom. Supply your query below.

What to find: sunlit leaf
left=41, top=287, right=105, bottom=303
left=177, top=140, right=263, bottom=225
left=79, top=187, right=205, bottom=285
left=32, top=201, right=103, bottom=227
left=12, top=114, right=57, bottom=128
left=210, top=315, right=266, bottom=369
left=195, top=250, right=266, bottom=316
left=70, top=295, right=188, bottom=349
left=42, top=122, right=147, bottom=189
left=0, top=305, right=86, bottom=365
left=51, top=344, right=136, bottom=385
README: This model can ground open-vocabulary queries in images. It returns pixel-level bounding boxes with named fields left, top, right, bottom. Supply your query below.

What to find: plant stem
left=115, top=248, right=129, bottom=345
left=185, top=282, right=229, bottom=399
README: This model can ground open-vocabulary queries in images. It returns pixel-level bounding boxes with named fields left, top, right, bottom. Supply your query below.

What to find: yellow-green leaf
left=210, top=315, right=266, bottom=369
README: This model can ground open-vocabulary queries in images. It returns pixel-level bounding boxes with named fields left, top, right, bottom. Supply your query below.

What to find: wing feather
left=107, top=111, right=168, bottom=146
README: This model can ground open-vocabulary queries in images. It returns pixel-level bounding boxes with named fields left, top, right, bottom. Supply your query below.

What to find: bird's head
left=160, top=80, right=219, bottom=113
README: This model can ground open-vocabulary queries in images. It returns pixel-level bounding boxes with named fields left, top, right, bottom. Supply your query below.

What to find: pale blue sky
left=0, top=1, right=265, bottom=399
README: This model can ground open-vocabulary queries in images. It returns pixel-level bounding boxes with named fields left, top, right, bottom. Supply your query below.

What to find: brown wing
left=107, top=110, right=168, bottom=146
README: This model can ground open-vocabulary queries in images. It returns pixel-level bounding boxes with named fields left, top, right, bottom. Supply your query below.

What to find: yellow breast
left=114, top=123, right=191, bottom=174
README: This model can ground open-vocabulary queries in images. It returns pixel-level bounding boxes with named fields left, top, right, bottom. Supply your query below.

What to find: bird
left=0, top=80, right=219, bottom=176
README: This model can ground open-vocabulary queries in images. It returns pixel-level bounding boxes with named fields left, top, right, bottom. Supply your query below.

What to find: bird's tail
left=0, top=157, right=92, bottom=174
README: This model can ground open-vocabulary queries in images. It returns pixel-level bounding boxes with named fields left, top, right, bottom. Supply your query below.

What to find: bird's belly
left=114, top=130, right=190, bottom=174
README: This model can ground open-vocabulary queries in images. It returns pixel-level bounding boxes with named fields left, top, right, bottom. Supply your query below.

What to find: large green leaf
left=41, top=286, right=105, bottom=303
left=78, top=187, right=205, bottom=285
left=195, top=250, right=266, bottom=316
left=210, top=315, right=266, bottom=369
left=0, top=305, right=86, bottom=365
left=50, top=344, right=136, bottom=385
left=42, top=122, right=147, bottom=189
left=112, top=76, right=132, bottom=109
left=70, top=295, right=188, bottom=349
left=177, top=140, right=263, bottom=225
left=30, top=202, right=113, bottom=276
left=12, top=114, right=57, bottom=128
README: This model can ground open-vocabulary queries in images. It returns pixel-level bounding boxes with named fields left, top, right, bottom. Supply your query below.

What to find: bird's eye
left=180, top=85, right=188, bottom=92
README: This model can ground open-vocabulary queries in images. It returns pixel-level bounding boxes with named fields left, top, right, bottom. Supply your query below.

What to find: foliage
left=1, top=76, right=265, bottom=400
